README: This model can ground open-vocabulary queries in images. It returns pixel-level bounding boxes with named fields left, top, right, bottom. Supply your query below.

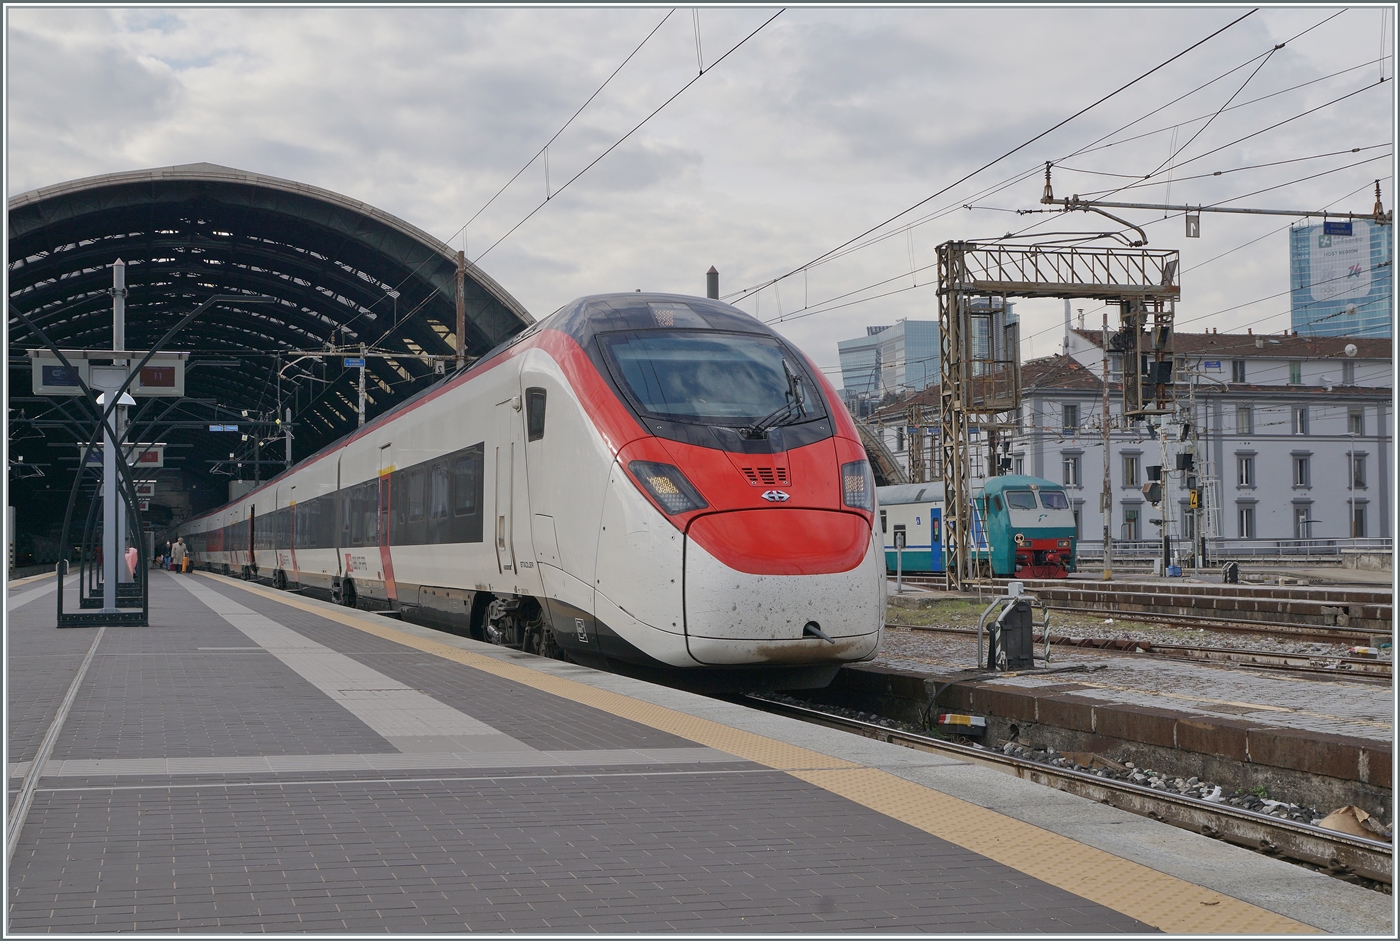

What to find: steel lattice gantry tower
left=937, top=242, right=1181, bottom=589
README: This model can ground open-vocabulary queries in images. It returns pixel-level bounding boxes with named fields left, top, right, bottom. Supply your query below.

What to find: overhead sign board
left=29, top=350, right=188, bottom=396
left=81, top=442, right=165, bottom=468
left=209, top=424, right=239, bottom=432
left=344, top=357, right=366, bottom=367
left=1323, top=221, right=1354, bottom=236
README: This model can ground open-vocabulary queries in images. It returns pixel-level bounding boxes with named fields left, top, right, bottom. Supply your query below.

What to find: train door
left=247, top=504, right=257, bottom=577
left=378, top=444, right=398, bottom=602
left=929, top=506, right=944, bottom=573
left=494, top=398, right=518, bottom=575
left=334, top=455, right=344, bottom=578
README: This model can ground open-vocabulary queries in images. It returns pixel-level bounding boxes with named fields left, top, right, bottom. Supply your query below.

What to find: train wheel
left=273, top=569, right=288, bottom=591
left=524, top=606, right=561, bottom=659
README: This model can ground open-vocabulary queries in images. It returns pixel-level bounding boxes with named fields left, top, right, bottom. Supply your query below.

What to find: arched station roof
left=8, top=163, right=534, bottom=527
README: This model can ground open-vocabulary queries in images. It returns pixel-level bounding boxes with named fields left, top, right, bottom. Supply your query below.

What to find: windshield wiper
left=741, top=360, right=806, bottom=439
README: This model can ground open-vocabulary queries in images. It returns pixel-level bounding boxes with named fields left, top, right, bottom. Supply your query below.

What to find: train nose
left=682, top=509, right=884, bottom=664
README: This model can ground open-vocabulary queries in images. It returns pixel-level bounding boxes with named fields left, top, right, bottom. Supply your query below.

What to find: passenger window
left=430, top=463, right=450, bottom=520
left=409, top=470, right=426, bottom=521
left=526, top=387, right=547, bottom=441
left=453, top=452, right=478, bottom=516
left=364, top=484, right=378, bottom=543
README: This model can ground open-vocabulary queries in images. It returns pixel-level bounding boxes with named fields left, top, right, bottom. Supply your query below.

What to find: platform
left=6, top=570, right=1392, bottom=934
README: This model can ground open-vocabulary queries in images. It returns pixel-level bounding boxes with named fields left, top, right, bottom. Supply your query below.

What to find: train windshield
left=1039, top=490, right=1069, bottom=510
left=599, top=331, right=821, bottom=425
left=1004, top=490, right=1038, bottom=510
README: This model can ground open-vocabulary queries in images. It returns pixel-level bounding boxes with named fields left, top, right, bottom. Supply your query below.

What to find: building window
left=1342, top=360, right=1355, bottom=386
left=1122, top=506, right=1140, bottom=541
left=1291, top=406, right=1308, bottom=435
left=1352, top=505, right=1367, bottom=538
left=1293, top=506, right=1312, bottom=540
left=1072, top=505, right=1082, bottom=539
left=1237, top=505, right=1255, bottom=539
left=1235, top=405, right=1252, bottom=435
left=1062, top=454, right=1081, bottom=487
left=1348, top=407, right=1364, bottom=436
left=1013, top=454, right=1025, bottom=476
left=1109, top=354, right=1122, bottom=379
left=1062, top=403, right=1079, bottom=432
left=1231, top=360, right=1246, bottom=383
left=1288, top=361, right=1302, bottom=384
left=1352, top=453, right=1366, bottom=489
left=895, top=427, right=904, bottom=452
left=1180, top=506, right=1195, bottom=540
left=1292, top=455, right=1310, bottom=488
left=1122, top=454, right=1139, bottom=488
left=1237, top=455, right=1255, bottom=487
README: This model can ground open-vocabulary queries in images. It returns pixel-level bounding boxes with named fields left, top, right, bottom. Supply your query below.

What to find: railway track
left=886, top=622, right=1393, bottom=683
left=890, top=578, right=1389, bottom=646
left=744, top=695, right=1393, bottom=885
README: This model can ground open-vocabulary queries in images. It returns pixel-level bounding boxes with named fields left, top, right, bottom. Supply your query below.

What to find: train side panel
left=880, top=501, right=943, bottom=574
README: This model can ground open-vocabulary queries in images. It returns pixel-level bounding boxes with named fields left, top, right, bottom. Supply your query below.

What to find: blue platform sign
left=1323, top=221, right=1354, bottom=236
left=1203, top=360, right=1221, bottom=370
left=344, top=357, right=365, bottom=367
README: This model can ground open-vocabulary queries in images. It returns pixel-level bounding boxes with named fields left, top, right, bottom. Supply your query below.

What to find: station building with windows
left=868, top=327, right=1392, bottom=558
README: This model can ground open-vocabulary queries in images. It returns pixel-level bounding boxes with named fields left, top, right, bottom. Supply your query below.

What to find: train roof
left=979, top=474, right=1066, bottom=495
left=877, top=483, right=945, bottom=505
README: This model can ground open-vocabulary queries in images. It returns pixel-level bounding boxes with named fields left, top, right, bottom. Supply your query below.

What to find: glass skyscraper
left=1289, top=220, right=1392, bottom=337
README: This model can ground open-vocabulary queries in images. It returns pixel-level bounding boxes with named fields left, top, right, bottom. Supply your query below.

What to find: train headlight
left=628, top=461, right=709, bottom=515
left=841, top=460, right=875, bottom=512
left=1057, top=538, right=1071, bottom=548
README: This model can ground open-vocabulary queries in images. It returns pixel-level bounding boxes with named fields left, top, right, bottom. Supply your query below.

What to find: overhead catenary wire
left=457, top=10, right=677, bottom=239
left=817, top=18, right=1386, bottom=281
left=764, top=155, right=1390, bottom=332
left=473, top=8, right=786, bottom=263
left=722, top=8, right=1260, bottom=306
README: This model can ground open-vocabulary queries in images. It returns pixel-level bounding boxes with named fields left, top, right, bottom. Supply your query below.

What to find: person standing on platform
left=164, top=541, right=173, bottom=571
left=172, top=537, right=187, bottom=574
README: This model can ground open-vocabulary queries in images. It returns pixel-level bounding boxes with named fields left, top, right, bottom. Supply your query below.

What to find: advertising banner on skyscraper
left=1289, top=220, right=1392, bottom=337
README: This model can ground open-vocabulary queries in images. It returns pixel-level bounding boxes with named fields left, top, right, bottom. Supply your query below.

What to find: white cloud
left=6, top=5, right=1394, bottom=379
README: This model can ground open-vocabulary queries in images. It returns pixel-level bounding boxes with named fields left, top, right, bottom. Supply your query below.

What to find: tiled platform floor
left=6, top=571, right=1391, bottom=934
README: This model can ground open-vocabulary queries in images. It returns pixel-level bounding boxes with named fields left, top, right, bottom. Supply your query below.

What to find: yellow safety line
left=6, top=570, right=56, bottom=589
left=204, top=573, right=1319, bottom=935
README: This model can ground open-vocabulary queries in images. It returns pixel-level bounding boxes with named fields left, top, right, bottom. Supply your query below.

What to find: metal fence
left=1076, top=537, right=1392, bottom=565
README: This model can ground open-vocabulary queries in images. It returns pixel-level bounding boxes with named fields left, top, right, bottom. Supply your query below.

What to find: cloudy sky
left=6, top=5, right=1395, bottom=382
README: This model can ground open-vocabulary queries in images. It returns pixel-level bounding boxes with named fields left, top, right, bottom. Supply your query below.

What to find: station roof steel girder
left=8, top=162, right=534, bottom=521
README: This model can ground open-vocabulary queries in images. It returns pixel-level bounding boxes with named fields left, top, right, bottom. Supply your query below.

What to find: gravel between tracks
left=887, top=594, right=1393, bottom=661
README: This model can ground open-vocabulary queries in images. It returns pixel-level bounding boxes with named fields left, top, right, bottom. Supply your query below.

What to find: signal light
left=628, top=461, right=708, bottom=515
left=841, top=460, right=875, bottom=512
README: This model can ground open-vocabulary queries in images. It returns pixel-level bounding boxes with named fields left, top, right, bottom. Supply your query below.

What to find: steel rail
left=889, top=585, right=1381, bottom=645
left=1019, top=604, right=1378, bottom=645
left=886, top=622, right=1392, bottom=683
left=744, top=695, right=1392, bottom=884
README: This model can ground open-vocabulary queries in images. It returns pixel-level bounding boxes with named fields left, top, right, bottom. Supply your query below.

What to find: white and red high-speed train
left=177, top=293, right=886, bottom=685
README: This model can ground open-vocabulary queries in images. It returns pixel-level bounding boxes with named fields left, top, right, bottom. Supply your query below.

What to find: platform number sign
left=1185, top=213, right=1201, bottom=239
